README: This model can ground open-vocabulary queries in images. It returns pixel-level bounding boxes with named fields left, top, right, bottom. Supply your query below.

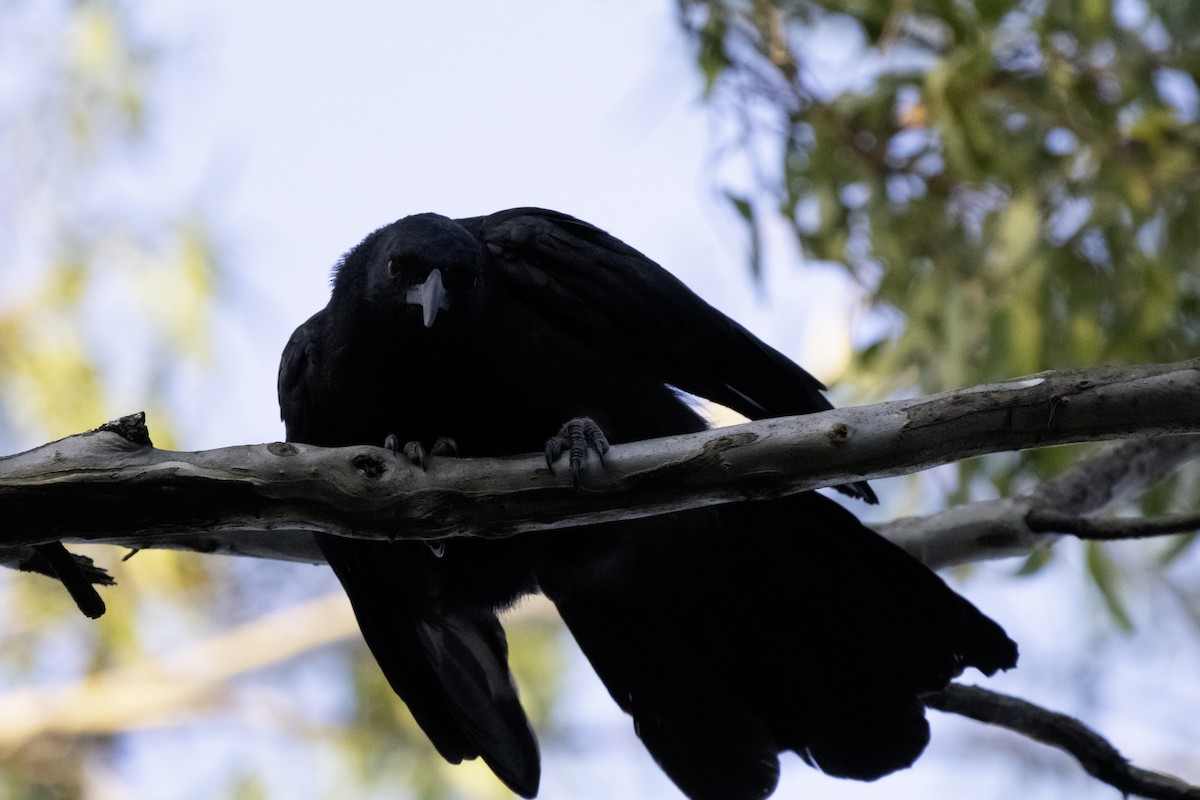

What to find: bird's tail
left=533, top=492, right=1017, bottom=800
left=318, top=535, right=541, bottom=798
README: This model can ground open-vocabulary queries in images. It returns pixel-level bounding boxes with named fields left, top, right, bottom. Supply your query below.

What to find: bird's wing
left=536, top=520, right=784, bottom=800
left=471, top=207, right=875, bottom=502
left=317, top=538, right=541, bottom=798
left=473, top=207, right=831, bottom=418
left=278, top=311, right=540, bottom=798
left=277, top=309, right=325, bottom=438
left=535, top=493, right=1017, bottom=798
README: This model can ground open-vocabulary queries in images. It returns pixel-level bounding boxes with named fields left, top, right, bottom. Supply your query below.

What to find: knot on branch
left=827, top=421, right=852, bottom=446
left=95, top=413, right=152, bottom=447
left=351, top=453, right=389, bottom=480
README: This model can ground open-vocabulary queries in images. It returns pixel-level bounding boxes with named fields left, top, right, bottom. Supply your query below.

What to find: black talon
left=544, top=438, right=563, bottom=470
left=545, top=417, right=610, bottom=488
left=385, top=434, right=456, bottom=559
left=403, top=440, right=428, bottom=470
left=387, top=435, right=458, bottom=472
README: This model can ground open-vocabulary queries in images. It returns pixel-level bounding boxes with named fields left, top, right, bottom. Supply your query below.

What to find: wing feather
left=278, top=307, right=540, bottom=798
left=470, top=208, right=875, bottom=502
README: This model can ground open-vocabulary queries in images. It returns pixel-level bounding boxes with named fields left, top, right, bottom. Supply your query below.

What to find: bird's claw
left=384, top=435, right=457, bottom=559
left=384, top=434, right=458, bottom=471
left=545, top=417, right=610, bottom=488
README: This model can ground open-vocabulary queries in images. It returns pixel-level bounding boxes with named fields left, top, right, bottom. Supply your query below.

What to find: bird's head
left=336, top=213, right=484, bottom=329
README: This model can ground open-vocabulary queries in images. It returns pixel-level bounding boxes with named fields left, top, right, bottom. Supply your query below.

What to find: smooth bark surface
left=0, top=360, right=1197, bottom=565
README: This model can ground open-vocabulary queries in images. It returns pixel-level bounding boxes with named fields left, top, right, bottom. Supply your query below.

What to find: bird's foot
left=545, top=417, right=610, bottom=488
left=385, top=434, right=458, bottom=471
left=384, top=434, right=457, bottom=558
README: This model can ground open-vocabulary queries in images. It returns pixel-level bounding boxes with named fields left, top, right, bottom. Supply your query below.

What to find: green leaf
left=1015, top=544, right=1054, bottom=576
left=1085, top=541, right=1134, bottom=631
left=725, top=191, right=763, bottom=280
left=1158, top=531, right=1197, bottom=566
left=697, top=7, right=731, bottom=96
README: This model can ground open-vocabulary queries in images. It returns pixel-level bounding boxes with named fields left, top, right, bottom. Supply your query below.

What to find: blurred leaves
left=1085, top=541, right=1134, bottom=632
left=66, top=0, right=150, bottom=144
left=0, top=2, right=229, bottom=798
left=679, top=0, right=1200, bottom=392
left=0, top=0, right=219, bottom=443
left=334, top=604, right=564, bottom=800
left=724, top=190, right=763, bottom=278
left=679, top=0, right=1200, bottom=617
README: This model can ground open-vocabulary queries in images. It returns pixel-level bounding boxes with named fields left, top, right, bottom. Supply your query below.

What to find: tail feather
left=413, top=613, right=541, bottom=795
left=542, top=561, right=782, bottom=800
left=318, top=535, right=540, bottom=798
left=534, top=493, right=1017, bottom=797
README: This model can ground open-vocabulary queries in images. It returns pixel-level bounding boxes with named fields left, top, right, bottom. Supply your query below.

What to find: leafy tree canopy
left=680, top=0, right=1200, bottom=395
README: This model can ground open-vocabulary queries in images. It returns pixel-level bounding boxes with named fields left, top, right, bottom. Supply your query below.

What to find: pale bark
left=0, top=360, right=1197, bottom=568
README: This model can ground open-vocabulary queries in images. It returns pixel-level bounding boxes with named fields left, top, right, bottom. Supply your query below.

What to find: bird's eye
left=387, top=254, right=418, bottom=279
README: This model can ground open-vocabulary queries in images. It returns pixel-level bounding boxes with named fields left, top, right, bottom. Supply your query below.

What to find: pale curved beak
left=404, top=269, right=451, bottom=328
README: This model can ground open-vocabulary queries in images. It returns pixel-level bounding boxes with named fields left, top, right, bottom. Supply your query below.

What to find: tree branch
left=0, top=592, right=360, bottom=749
left=925, top=684, right=1200, bottom=800
left=875, top=433, right=1200, bottom=569
left=1031, top=435, right=1200, bottom=515
left=0, top=360, right=1198, bottom=568
left=1026, top=509, right=1200, bottom=540
left=874, top=497, right=1038, bottom=569
left=29, top=543, right=106, bottom=618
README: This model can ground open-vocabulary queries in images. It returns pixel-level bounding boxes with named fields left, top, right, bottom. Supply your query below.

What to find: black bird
left=278, top=208, right=1017, bottom=800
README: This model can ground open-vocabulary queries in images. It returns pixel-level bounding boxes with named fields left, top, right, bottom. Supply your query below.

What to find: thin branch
left=30, top=543, right=105, bottom=618
left=0, top=360, right=1197, bottom=566
left=874, top=497, right=1037, bottom=569
left=0, top=593, right=557, bottom=751
left=1026, top=509, right=1200, bottom=540
left=1032, top=435, right=1200, bottom=515
left=0, top=592, right=359, bottom=751
left=925, top=684, right=1200, bottom=800
left=876, top=434, right=1200, bottom=569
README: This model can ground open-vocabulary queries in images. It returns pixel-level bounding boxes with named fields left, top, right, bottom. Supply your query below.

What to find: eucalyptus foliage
left=678, top=0, right=1200, bottom=609
left=680, top=0, right=1200, bottom=394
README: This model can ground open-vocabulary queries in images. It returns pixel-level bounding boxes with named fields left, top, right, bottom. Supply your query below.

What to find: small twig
left=1027, top=509, right=1200, bottom=540
left=877, top=434, right=1200, bottom=567
left=11, top=547, right=114, bottom=586
left=925, top=683, right=1200, bottom=800
left=29, top=543, right=107, bottom=619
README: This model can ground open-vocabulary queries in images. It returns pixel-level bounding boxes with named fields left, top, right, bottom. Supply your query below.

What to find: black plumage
left=278, top=207, right=1017, bottom=799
